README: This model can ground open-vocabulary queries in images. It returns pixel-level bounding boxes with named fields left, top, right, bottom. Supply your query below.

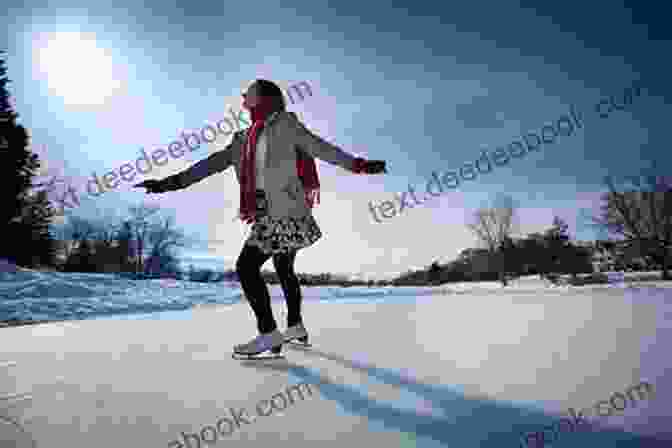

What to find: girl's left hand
left=364, top=160, right=387, bottom=174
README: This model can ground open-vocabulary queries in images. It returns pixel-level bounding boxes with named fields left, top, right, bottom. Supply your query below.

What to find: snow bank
left=1, top=270, right=670, bottom=322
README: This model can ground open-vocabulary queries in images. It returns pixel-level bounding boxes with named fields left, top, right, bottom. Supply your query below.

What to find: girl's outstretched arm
left=285, top=113, right=386, bottom=174
left=134, top=132, right=244, bottom=193
left=170, top=145, right=234, bottom=189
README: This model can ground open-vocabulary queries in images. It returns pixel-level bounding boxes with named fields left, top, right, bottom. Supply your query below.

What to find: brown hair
left=252, top=79, right=286, bottom=112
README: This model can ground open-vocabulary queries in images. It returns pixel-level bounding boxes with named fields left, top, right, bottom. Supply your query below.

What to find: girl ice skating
left=135, top=79, right=386, bottom=359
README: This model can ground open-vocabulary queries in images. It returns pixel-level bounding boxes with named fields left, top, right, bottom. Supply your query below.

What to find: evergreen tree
left=8, top=190, right=60, bottom=268
left=0, top=50, right=58, bottom=268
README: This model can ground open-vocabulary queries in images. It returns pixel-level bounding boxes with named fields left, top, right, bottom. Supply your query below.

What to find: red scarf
left=297, top=147, right=320, bottom=209
left=239, top=103, right=321, bottom=223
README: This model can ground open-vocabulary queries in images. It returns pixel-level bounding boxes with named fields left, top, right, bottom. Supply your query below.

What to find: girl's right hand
left=134, top=179, right=167, bottom=194
left=363, top=160, right=387, bottom=174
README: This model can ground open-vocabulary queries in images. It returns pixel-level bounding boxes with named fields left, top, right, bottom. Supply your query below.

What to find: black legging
left=235, top=243, right=303, bottom=334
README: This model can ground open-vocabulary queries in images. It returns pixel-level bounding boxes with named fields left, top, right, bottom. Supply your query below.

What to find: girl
left=136, top=79, right=387, bottom=358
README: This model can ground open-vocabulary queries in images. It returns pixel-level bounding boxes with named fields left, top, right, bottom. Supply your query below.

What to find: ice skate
left=283, top=323, right=312, bottom=347
left=232, top=330, right=285, bottom=360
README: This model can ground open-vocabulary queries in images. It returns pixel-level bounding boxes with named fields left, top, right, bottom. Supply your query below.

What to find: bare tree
left=77, top=208, right=125, bottom=270
left=51, top=215, right=98, bottom=263
left=591, top=175, right=672, bottom=279
left=88, top=208, right=124, bottom=247
left=126, top=203, right=161, bottom=274
left=52, top=206, right=132, bottom=271
left=48, top=203, right=188, bottom=274
left=467, top=194, right=517, bottom=286
left=144, top=214, right=187, bottom=275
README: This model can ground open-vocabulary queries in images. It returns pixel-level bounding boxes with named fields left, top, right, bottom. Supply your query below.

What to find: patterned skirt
left=244, top=190, right=323, bottom=254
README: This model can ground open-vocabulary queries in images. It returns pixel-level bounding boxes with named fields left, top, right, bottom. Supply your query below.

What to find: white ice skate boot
left=283, top=323, right=311, bottom=347
left=232, top=329, right=285, bottom=360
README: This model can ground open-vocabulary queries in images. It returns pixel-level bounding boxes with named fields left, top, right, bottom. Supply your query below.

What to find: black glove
left=363, top=160, right=387, bottom=174
left=134, top=177, right=178, bottom=194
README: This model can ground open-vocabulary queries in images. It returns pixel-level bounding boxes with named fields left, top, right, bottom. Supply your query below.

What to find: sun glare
left=35, top=31, right=122, bottom=107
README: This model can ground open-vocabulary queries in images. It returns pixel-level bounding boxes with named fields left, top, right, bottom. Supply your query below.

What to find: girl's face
left=242, top=83, right=262, bottom=110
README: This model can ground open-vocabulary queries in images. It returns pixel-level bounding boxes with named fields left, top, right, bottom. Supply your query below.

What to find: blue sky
left=3, top=0, right=670, bottom=279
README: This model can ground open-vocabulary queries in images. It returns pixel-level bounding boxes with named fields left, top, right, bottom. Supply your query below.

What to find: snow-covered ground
left=1, top=269, right=670, bottom=323
left=1, top=269, right=671, bottom=447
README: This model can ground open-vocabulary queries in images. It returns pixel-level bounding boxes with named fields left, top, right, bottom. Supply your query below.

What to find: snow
left=1, top=270, right=670, bottom=322
left=0, top=269, right=671, bottom=447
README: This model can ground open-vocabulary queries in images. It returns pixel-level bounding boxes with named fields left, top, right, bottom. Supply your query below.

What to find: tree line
left=397, top=186, right=671, bottom=287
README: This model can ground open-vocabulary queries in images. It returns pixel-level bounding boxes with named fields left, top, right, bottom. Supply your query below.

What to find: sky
left=2, top=0, right=671, bottom=279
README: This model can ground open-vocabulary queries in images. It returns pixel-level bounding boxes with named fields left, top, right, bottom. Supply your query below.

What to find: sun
left=34, top=31, right=122, bottom=107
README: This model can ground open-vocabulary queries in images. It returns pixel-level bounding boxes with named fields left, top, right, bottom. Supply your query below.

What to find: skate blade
left=232, top=345, right=284, bottom=360
left=286, top=339, right=312, bottom=348
left=232, top=352, right=285, bottom=360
